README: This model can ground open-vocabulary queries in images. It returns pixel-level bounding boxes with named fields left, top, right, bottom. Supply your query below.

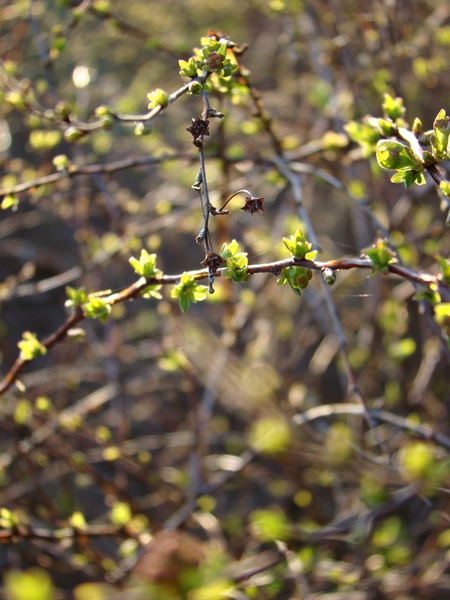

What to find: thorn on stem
left=192, top=172, right=202, bottom=190
left=196, top=229, right=206, bottom=243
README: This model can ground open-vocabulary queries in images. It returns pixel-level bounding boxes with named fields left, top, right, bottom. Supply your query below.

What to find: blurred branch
left=2, top=266, right=82, bottom=300
left=0, top=383, right=119, bottom=471
left=0, top=153, right=185, bottom=198
left=0, top=57, right=210, bottom=139
left=293, top=403, right=450, bottom=452
left=271, top=154, right=390, bottom=457
left=230, top=48, right=284, bottom=156
left=305, top=483, right=419, bottom=543
left=0, top=523, right=122, bottom=543
left=288, top=161, right=392, bottom=238
left=28, top=0, right=56, bottom=91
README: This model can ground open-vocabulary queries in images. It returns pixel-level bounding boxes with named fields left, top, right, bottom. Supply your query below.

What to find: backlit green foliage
left=221, top=239, right=250, bottom=283
left=0, top=2, right=449, bottom=598
left=5, top=568, right=54, bottom=600
left=17, top=332, right=47, bottom=361
left=82, top=296, right=111, bottom=323
left=248, top=416, right=292, bottom=454
left=364, top=238, right=397, bottom=273
left=171, top=273, right=209, bottom=312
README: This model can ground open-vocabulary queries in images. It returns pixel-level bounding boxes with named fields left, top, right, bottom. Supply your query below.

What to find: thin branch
left=292, top=403, right=450, bottom=452
left=0, top=57, right=210, bottom=139
left=0, top=523, right=122, bottom=543
left=0, top=383, right=119, bottom=471
left=0, top=255, right=446, bottom=395
left=0, top=308, right=84, bottom=395
left=0, top=153, right=185, bottom=198
left=288, top=161, right=392, bottom=239
left=28, top=0, right=56, bottom=92
left=230, top=48, right=284, bottom=156
left=3, top=266, right=82, bottom=300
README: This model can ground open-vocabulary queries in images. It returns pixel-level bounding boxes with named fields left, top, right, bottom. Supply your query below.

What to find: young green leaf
left=439, top=181, right=450, bottom=198
left=376, top=140, right=422, bottom=171
left=129, top=250, right=161, bottom=278
left=171, top=273, right=208, bottom=313
left=363, top=238, right=396, bottom=274
left=220, top=239, right=240, bottom=259
left=434, top=303, right=450, bottom=337
left=1, top=193, right=19, bottom=211
left=65, top=286, right=87, bottom=308
left=278, top=266, right=313, bottom=296
left=344, top=118, right=382, bottom=158
left=83, top=297, right=111, bottom=323
left=283, top=229, right=314, bottom=260
left=147, top=88, right=169, bottom=109
left=222, top=254, right=250, bottom=283
left=179, top=58, right=198, bottom=78
left=382, top=93, right=406, bottom=121
left=436, top=255, right=450, bottom=284
left=431, top=109, right=450, bottom=161
left=18, top=332, right=47, bottom=361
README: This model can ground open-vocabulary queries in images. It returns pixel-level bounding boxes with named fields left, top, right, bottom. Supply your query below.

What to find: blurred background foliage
left=0, top=0, right=449, bottom=598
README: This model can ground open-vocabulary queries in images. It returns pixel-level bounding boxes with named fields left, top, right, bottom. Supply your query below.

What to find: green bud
left=129, top=250, right=161, bottom=278
left=440, top=181, right=450, bottom=198
left=64, top=126, right=84, bottom=142
left=412, top=117, right=423, bottom=136
left=92, top=0, right=110, bottom=15
left=377, top=118, right=396, bottom=137
left=65, top=286, right=87, bottom=308
left=431, top=109, right=450, bottom=160
left=18, top=331, right=47, bottom=360
left=134, top=122, right=152, bottom=136
left=95, top=105, right=115, bottom=118
left=278, top=266, right=313, bottom=296
left=434, top=303, right=450, bottom=337
left=291, top=266, right=313, bottom=289
left=222, top=254, right=250, bottom=283
left=364, top=238, right=396, bottom=273
left=1, top=194, right=19, bottom=211
left=4, top=91, right=27, bottom=111
left=382, top=93, right=405, bottom=121
left=53, top=154, right=69, bottom=171
left=188, top=81, right=204, bottom=95
left=55, top=101, right=72, bottom=119
left=83, top=297, right=111, bottom=323
left=99, top=114, right=115, bottom=129
left=178, top=58, right=198, bottom=78
left=282, top=229, right=314, bottom=260
left=323, top=268, right=336, bottom=285
left=38, top=114, right=52, bottom=128
left=171, top=273, right=208, bottom=313
left=147, top=88, right=169, bottom=109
